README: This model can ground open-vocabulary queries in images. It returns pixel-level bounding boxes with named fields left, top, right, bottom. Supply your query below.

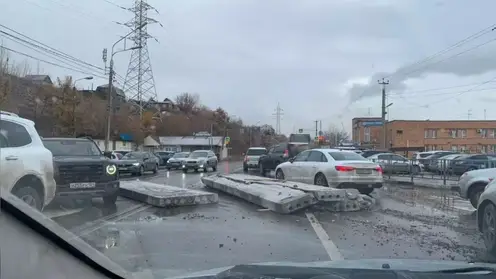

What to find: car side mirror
left=103, top=151, right=112, bottom=159
left=289, top=157, right=295, bottom=163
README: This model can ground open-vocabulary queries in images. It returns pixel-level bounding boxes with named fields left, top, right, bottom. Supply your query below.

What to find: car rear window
left=246, top=149, right=266, bottom=155
left=328, top=151, right=367, bottom=161
left=289, top=134, right=311, bottom=143
left=418, top=153, right=432, bottom=158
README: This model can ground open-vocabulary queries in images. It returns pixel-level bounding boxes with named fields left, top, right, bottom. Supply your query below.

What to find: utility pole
left=314, top=120, right=318, bottom=138
left=484, top=109, right=487, bottom=120
left=378, top=78, right=389, bottom=149
left=272, top=103, right=284, bottom=134
left=104, top=58, right=114, bottom=152
left=319, top=120, right=322, bottom=134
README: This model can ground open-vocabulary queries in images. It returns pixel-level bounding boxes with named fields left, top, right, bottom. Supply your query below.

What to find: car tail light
left=375, top=166, right=383, bottom=174
left=335, top=165, right=355, bottom=172
left=283, top=149, right=289, bottom=158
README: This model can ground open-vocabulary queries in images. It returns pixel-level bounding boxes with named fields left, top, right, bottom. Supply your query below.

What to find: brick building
left=352, top=117, right=383, bottom=149
left=387, top=120, right=496, bottom=156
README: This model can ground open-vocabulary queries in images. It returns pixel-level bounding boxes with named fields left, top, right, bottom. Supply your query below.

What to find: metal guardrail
left=370, top=158, right=496, bottom=186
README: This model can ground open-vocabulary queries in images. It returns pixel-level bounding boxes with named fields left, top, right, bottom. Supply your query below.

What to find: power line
left=382, top=24, right=496, bottom=80
left=347, top=23, right=496, bottom=108
left=0, top=31, right=106, bottom=78
left=390, top=36, right=496, bottom=79
left=389, top=81, right=496, bottom=96
left=0, top=45, right=104, bottom=77
left=0, top=24, right=105, bottom=72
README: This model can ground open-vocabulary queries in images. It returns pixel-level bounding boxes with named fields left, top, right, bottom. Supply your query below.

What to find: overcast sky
left=2, top=0, right=496, bottom=135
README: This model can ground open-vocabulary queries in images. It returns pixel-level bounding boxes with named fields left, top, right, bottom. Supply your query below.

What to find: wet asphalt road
left=47, top=162, right=495, bottom=278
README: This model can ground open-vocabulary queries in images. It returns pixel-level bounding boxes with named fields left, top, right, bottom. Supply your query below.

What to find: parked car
left=259, top=141, right=310, bottom=176
left=450, top=154, right=496, bottom=175
left=458, top=165, right=496, bottom=208
left=154, top=151, right=175, bottom=166
left=431, top=153, right=463, bottom=174
left=166, top=152, right=190, bottom=170
left=367, top=153, right=422, bottom=174
left=274, top=149, right=383, bottom=195
left=117, top=151, right=160, bottom=176
left=0, top=111, right=57, bottom=210
left=361, top=149, right=389, bottom=158
left=243, top=147, right=267, bottom=172
left=422, top=152, right=459, bottom=172
left=42, top=137, right=119, bottom=205
left=477, top=178, right=496, bottom=253
left=182, top=150, right=218, bottom=173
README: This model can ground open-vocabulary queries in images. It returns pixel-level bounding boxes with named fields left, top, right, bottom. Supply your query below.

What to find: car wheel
left=194, top=168, right=199, bottom=173
left=12, top=186, right=43, bottom=211
left=139, top=166, right=144, bottom=176
left=243, top=166, right=248, bottom=172
left=359, top=188, right=374, bottom=195
left=469, top=183, right=486, bottom=208
left=153, top=164, right=158, bottom=174
left=259, top=163, right=265, bottom=176
left=482, top=202, right=496, bottom=253
left=103, top=193, right=118, bottom=205
left=182, top=169, right=188, bottom=173
left=275, top=169, right=285, bottom=180
left=212, top=164, right=217, bottom=172
left=314, top=173, right=328, bottom=187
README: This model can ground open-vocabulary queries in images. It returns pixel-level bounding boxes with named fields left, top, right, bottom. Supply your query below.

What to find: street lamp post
left=73, top=76, right=93, bottom=90
left=104, top=23, right=146, bottom=152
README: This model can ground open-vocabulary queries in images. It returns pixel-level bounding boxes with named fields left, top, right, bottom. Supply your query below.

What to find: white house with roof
left=143, top=134, right=228, bottom=159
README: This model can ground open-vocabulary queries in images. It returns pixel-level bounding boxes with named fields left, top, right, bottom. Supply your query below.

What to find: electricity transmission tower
left=272, top=103, right=284, bottom=134
left=123, top=0, right=161, bottom=119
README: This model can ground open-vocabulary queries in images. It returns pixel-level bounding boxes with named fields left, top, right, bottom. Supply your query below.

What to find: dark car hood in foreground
left=166, top=259, right=496, bottom=279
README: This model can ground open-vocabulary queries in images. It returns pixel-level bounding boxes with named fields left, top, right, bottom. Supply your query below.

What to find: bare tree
left=175, top=92, right=199, bottom=114
left=327, top=125, right=349, bottom=146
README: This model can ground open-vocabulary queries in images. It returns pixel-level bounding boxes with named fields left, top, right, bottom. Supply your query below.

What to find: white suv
left=0, top=111, right=56, bottom=210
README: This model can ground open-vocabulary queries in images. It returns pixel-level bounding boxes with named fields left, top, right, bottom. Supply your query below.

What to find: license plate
left=69, top=182, right=96, bottom=189
left=356, top=169, right=372, bottom=174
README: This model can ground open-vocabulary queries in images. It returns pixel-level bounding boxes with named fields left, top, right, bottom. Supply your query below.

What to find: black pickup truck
left=258, top=134, right=312, bottom=176
left=42, top=137, right=120, bottom=205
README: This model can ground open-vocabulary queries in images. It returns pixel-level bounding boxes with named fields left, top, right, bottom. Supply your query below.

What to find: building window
left=481, top=129, right=488, bottom=138
left=451, top=129, right=467, bottom=138
left=459, top=145, right=467, bottom=152
left=424, top=129, right=437, bottom=139
left=364, top=127, right=370, bottom=142
left=479, top=129, right=496, bottom=138
left=425, top=145, right=437, bottom=151
left=451, top=145, right=457, bottom=152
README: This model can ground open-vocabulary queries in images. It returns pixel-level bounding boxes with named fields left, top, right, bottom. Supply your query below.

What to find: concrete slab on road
left=120, top=180, right=218, bottom=207
left=202, top=174, right=375, bottom=213
left=202, top=175, right=316, bottom=214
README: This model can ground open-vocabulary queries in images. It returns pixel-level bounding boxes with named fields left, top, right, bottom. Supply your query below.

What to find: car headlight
left=106, top=164, right=117, bottom=175
left=132, top=162, right=140, bottom=166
